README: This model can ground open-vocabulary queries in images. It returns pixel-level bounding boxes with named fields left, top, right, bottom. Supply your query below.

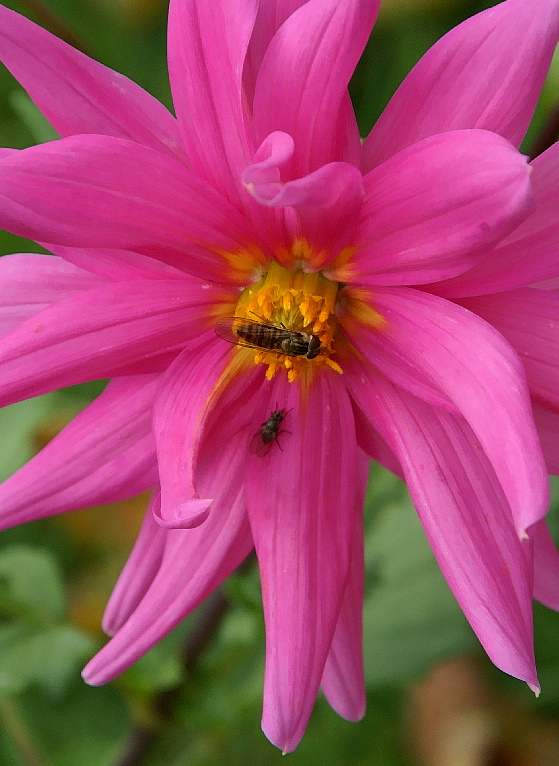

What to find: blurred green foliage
left=0, top=0, right=557, bottom=764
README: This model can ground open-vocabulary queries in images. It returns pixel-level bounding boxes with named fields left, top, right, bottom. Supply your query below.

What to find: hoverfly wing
left=214, top=317, right=261, bottom=349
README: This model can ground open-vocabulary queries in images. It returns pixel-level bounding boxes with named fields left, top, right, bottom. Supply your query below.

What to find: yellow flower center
left=229, top=260, right=342, bottom=382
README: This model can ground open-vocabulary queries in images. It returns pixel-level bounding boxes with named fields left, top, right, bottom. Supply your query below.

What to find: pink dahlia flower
left=0, top=0, right=558, bottom=752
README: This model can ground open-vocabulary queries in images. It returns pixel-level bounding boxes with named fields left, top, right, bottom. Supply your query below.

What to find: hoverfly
left=214, top=316, right=321, bottom=359
left=249, top=407, right=291, bottom=457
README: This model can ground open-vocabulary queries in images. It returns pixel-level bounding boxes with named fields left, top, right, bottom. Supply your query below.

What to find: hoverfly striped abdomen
left=215, top=317, right=322, bottom=360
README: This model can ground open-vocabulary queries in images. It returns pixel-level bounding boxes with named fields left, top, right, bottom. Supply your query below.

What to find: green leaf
left=0, top=394, right=58, bottom=483
left=0, top=545, right=66, bottom=621
left=363, top=468, right=478, bottom=686
left=0, top=623, right=95, bottom=697
left=8, top=91, right=59, bottom=144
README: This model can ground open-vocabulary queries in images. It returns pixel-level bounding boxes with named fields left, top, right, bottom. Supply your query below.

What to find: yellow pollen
left=228, top=259, right=342, bottom=382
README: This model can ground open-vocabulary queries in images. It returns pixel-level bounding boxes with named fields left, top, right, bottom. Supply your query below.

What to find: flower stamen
left=228, top=260, right=342, bottom=382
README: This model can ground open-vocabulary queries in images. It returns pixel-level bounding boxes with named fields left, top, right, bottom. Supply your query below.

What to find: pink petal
left=243, top=131, right=364, bottom=266
left=0, top=374, right=159, bottom=531
left=362, top=0, right=559, bottom=170
left=433, top=142, right=559, bottom=298
left=245, top=4, right=363, bottom=169
left=0, top=253, right=103, bottom=338
left=352, top=401, right=403, bottom=479
left=50, top=246, right=191, bottom=282
left=153, top=340, right=264, bottom=528
left=339, top=286, right=549, bottom=534
left=346, top=367, right=539, bottom=689
left=0, top=280, right=231, bottom=407
left=532, top=403, right=559, bottom=476
left=0, top=5, right=185, bottom=161
left=0, top=135, right=264, bottom=284
left=252, top=0, right=380, bottom=175
left=244, top=1, right=312, bottom=104
left=245, top=371, right=361, bottom=752
left=102, top=494, right=167, bottom=636
left=83, top=437, right=253, bottom=685
left=167, top=0, right=258, bottom=202
left=320, top=454, right=369, bottom=721
left=530, top=519, right=559, bottom=611
left=329, top=131, right=534, bottom=286
left=458, top=288, right=559, bottom=412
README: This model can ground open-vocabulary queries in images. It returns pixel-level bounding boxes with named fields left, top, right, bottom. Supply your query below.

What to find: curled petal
left=347, top=369, right=539, bottom=689
left=245, top=371, right=361, bottom=752
left=0, top=375, right=159, bottom=531
left=243, top=131, right=364, bottom=265
left=242, top=131, right=295, bottom=200
left=83, top=438, right=253, bottom=685
left=0, top=253, right=103, bottom=338
left=102, top=494, right=167, bottom=636
left=339, top=287, right=549, bottom=534
left=330, top=131, right=534, bottom=286
left=0, top=280, right=231, bottom=407
left=434, top=142, right=559, bottom=297
left=362, top=0, right=559, bottom=169
left=153, top=340, right=263, bottom=528
left=0, top=135, right=264, bottom=284
left=0, top=5, right=185, bottom=160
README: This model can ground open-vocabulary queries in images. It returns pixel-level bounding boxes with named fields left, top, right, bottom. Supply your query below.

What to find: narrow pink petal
left=245, top=371, right=361, bottom=752
left=532, top=404, right=559, bottom=475
left=0, top=135, right=264, bottom=284
left=0, top=5, right=185, bottom=161
left=153, top=340, right=264, bottom=528
left=329, top=131, right=534, bottom=286
left=433, top=142, right=559, bottom=298
left=0, top=374, right=159, bottom=531
left=253, top=0, right=380, bottom=175
left=346, top=367, right=539, bottom=689
left=245, top=6, right=363, bottom=168
left=168, top=0, right=258, bottom=202
left=352, top=401, right=403, bottom=479
left=362, top=0, right=559, bottom=170
left=530, top=519, right=559, bottom=610
left=535, top=277, right=559, bottom=291
left=83, top=438, right=253, bottom=685
left=339, top=286, right=549, bottom=533
left=49, top=246, right=191, bottom=282
left=0, top=253, right=103, bottom=338
left=459, top=288, right=559, bottom=412
left=243, top=131, right=364, bottom=265
left=0, top=280, right=231, bottom=407
left=244, top=0, right=310, bottom=103
left=320, top=454, right=369, bottom=721
left=102, top=494, right=167, bottom=636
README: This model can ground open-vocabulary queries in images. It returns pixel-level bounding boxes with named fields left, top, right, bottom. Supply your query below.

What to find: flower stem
left=0, top=698, right=47, bottom=766
left=112, top=588, right=231, bottom=766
